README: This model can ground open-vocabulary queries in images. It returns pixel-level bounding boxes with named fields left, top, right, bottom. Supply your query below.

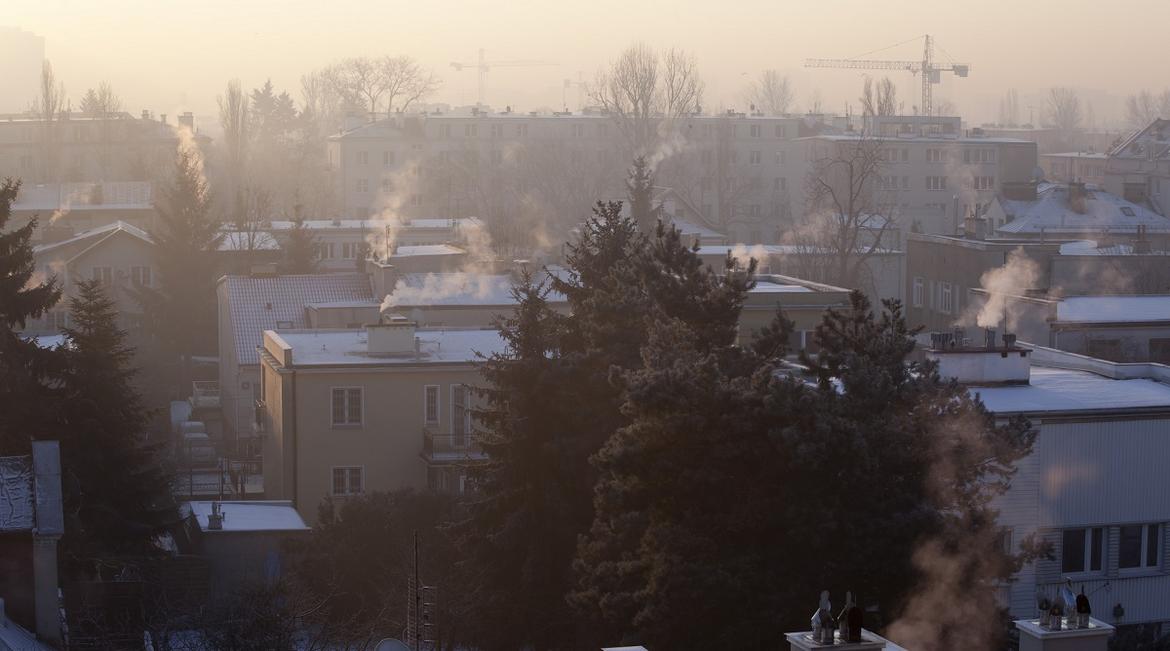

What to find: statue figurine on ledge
left=1049, top=595, right=1065, bottom=631
left=1037, top=592, right=1052, bottom=628
left=836, top=591, right=863, bottom=643
left=1075, top=585, right=1092, bottom=629
left=811, top=590, right=836, bottom=644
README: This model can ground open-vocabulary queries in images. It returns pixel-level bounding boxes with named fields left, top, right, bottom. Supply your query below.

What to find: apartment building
left=1043, top=152, right=1108, bottom=186
left=6, top=181, right=157, bottom=244
left=1103, top=118, right=1170, bottom=215
left=802, top=116, right=1039, bottom=237
left=258, top=321, right=505, bottom=523
left=696, top=245, right=904, bottom=305
left=0, top=110, right=205, bottom=184
left=21, top=221, right=156, bottom=338
left=327, top=110, right=805, bottom=245
left=930, top=339, right=1170, bottom=629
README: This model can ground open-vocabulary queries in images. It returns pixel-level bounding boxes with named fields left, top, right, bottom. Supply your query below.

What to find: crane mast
left=450, top=49, right=556, bottom=108
left=804, top=34, right=968, bottom=116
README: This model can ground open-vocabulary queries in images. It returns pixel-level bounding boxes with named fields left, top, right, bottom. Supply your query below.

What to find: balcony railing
left=421, top=427, right=487, bottom=463
left=190, top=381, right=221, bottom=410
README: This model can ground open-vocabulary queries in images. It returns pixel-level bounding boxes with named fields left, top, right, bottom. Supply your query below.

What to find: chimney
left=366, top=315, right=417, bottom=356
left=178, top=111, right=195, bottom=131
left=1134, top=224, right=1152, bottom=254
left=965, top=212, right=988, bottom=240
left=367, top=258, right=399, bottom=301
left=1015, top=617, right=1113, bottom=651
left=141, top=109, right=151, bottom=121
left=926, top=330, right=1032, bottom=385
left=31, top=441, right=64, bottom=646
left=1067, top=182, right=1088, bottom=214
left=160, top=113, right=167, bottom=125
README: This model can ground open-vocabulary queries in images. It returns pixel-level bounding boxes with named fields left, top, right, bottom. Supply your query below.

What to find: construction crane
left=804, top=34, right=969, bottom=116
left=450, top=49, right=556, bottom=108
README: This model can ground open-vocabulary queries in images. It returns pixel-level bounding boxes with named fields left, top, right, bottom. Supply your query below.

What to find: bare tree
left=744, top=69, right=794, bottom=115
left=796, top=134, right=896, bottom=290
left=79, top=81, right=122, bottom=116
left=590, top=44, right=704, bottom=155
left=30, top=60, right=67, bottom=181
left=933, top=97, right=957, bottom=117
left=379, top=55, right=440, bottom=114
left=1125, top=89, right=1170, bottom=129
left=998, top=89, right=1021, bottom=127
left=1045, top=87, right=1082, bottom=134
left=860, top=76, right=899, bottom=117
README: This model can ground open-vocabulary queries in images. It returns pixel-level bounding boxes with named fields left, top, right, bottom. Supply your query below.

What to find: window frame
left=331, top=466, right=365, bottom=496
left=424, top=385, right=440, bottom=425
left=330, top=386, right=364, bottom=428
left=912, top=277, right=924, bottom=308
left=1119, top=523, right=1161, bottom=572
left=1061, top=527, right=1106, bottom=575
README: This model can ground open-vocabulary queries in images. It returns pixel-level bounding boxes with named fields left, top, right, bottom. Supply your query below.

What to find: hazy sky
left=7, top=0, right=1170, bottom=128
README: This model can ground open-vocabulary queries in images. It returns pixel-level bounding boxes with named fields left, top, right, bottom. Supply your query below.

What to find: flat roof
left=973, top=366, right=1170, bottom=414
left=265, top=217, right=477, bottom=231
left=751, top=281, right=813, bottom=294
left=184, top=500, right=308, bottom=532
left=272, top=327, right=506, bottom=366
left=392, top=244, right=466, bottom=257
left=386, top=272, right=567, bottom=307
left=1056, top=295, right=1170, bottom=324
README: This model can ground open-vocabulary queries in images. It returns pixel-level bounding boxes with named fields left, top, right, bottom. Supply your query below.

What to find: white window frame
left=750, top=150, right=761, bottom=165
left=331, top=466, right=364, bottom=496
left=1062, top=526, right=1106, bottom=575
left=1119, top=523, right=1161, bottom=571
left=912, top=277, right=924, bottom=308
left=357, top=151, right=368, bottom=165
left=451, top=384, right=471, bottom=442
left=749, top=124, right=761, bottom=138
left=424, top=385, right=440, bottom=425
left=130, top=265, right=151, bottom=287
left=330, top=386, right=364, bottom=427
left=940, top=282, right=953, bottom=314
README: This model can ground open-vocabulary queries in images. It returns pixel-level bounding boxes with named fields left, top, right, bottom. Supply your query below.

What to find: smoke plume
left=968, top=247, right=1042, bottom=330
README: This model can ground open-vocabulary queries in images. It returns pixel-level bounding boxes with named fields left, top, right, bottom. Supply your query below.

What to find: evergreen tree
left=0, top=178, right=64, bottom=454
left=282, top=212, right=319, bottom=274
left=140, top=147, right=223, bottom=392
left=60, top=279, right=177, bottom=563
left=574, top=292, right=1038, bottom=648
left=626, top=156, right=660, bottom=233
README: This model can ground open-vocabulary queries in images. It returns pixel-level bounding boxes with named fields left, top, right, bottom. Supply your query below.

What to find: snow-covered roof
left=221, top=273, right=373, bottom=367
left=1108, top=118, right=1170, bottom=160
left=1055, top=295, right=1170, bottom=324
left=0, top=455, right=34, bottom=532
left=385, top=271, right=567, bottom=308
left=751, top=281, right=813, bottom=294
left=32, top=220, right=154, bottom=253
left=264, top=217, right=478, bottom=231
left=392, top=244, right=466, bottom=257
left=997, top=184, right=1170, bottom=235
left=24, top=334, right=68, bottom=350
left=184, top=500, right=308, bottom=533
left=973, top=366, right=1170, bottom=414
left=271, top=327, right=506, bottom=367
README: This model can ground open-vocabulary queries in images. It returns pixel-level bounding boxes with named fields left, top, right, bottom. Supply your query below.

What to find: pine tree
left=282, top=212, right=319, bottom=274
left=0, top=178, right=65, bottom=454
left=626, top=156, right=660, bottom=234
left=60, top=279, right=177, bottom=562
left=140, top=147, right=223, bottom=392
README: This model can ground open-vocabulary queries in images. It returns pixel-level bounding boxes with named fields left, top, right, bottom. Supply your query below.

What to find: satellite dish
left=374, top=640, right=411, bottom=651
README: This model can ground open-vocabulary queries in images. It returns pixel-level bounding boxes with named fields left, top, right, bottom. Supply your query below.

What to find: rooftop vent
left=367, top=315, right=417, bottom=356
left=207, top=502, right=224, bottom=530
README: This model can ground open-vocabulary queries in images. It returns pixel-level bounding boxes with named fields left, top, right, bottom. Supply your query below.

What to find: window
left=331, top=387, right=363, bottom=426
left=902, top=176, right=910, bottom=190
left=356, top=178, right=369, bottom=193
left=130, top=266, right=151, bottom=287
left=92, top=266, right=113, bottom=286
left=912, top=278, right=924, bottom=308
left=940, top=282, right=953, bottom=314
left=1062, top=527, right=1105, bottom=574
left=774, top=124, right=787, bottom=138
left=750, top=150, right=761, bottom=165
left=927, top=176, right=948, bottom=191
left=490, top=124, right=504, bottom=138
left=452, top=384, right=470, bottom=443
left=572, top=124, right=584, bottom=137
left=424, top=385, right=440, bottom=424
left=1120, top=524, right=1160, bottom=570
left=515, top=123, right=528, bottom=137
left=357, top=151, right=368, bottom=165
left=382, top=150, right=395, bottom=166
left=974, top=176, right=995, bottom=191
left=775, top=151, right=786, bottom=165
left=749, top=204, right=761, bottom=218
left=341, top=242, right=359, bottom=259
left=926, top=148, right=944, bottom=163
left=1120, top=206, right=1137, bottom=217
left=964, top=148, right=996, bottom=164
left=774, top=177, right=786, bottom=191
left=381, top=178, right=393, bottom=192
left=331, top=467, right=363, bottom=496
left=438, top=123, right=451, bottom=138
left=749, top=124, right=761, bottom=137
left=464, top=124, right=477, bottom=137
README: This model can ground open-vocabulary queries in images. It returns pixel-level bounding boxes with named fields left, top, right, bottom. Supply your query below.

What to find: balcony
left=420, top=427, right=487, bottom=464
left=189, top=381, right=221, bottom=410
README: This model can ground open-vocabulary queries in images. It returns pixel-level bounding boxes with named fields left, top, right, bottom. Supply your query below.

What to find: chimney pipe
left=985, top=328, right=997, bottom=349
left=207, top=501, right=224, bottom=530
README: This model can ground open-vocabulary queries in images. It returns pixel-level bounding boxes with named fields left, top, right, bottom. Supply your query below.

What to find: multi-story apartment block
left=258, top=321, right=504, bottom=523
left=327, top=110, right=806, bottom=245
left=1103, top=118, right=1170, bottom=215
left=802, top=116, right=1039, bottom=237
left=930, top=340, right=1170, bottom=630
left=0, top=110, right=206, bottom=184
left=1043, top=152, right=1108, bottom=186
left=7, top=181, right=157, bottom=243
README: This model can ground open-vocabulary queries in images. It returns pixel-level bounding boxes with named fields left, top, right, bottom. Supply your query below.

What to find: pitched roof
left=996, top=184, right=1170, bottom=235
left=222, top=273, right=373, bottom=366
left=32, top=220, right=154, bottom=254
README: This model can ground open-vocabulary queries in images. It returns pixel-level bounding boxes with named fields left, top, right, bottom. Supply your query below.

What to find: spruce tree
left=140, top=146, right=223, bottom=392
left=626, top=156, right=659, bottom=233
left=282, top=214, right=319, bottom=274
left=0, top=178, right=65, bottom=454
left=61, top=279, right=177, bottom=562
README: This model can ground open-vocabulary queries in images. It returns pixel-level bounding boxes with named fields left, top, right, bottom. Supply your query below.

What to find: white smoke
left=173, top=124, right=209, bottom=189
left=965, top=247, right=1042, bottom=330
left=380, top=271, right=507, bottom=312
left=645, top=126, right=691, bottom=172
left=729, top=243, right=769, bottom=271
